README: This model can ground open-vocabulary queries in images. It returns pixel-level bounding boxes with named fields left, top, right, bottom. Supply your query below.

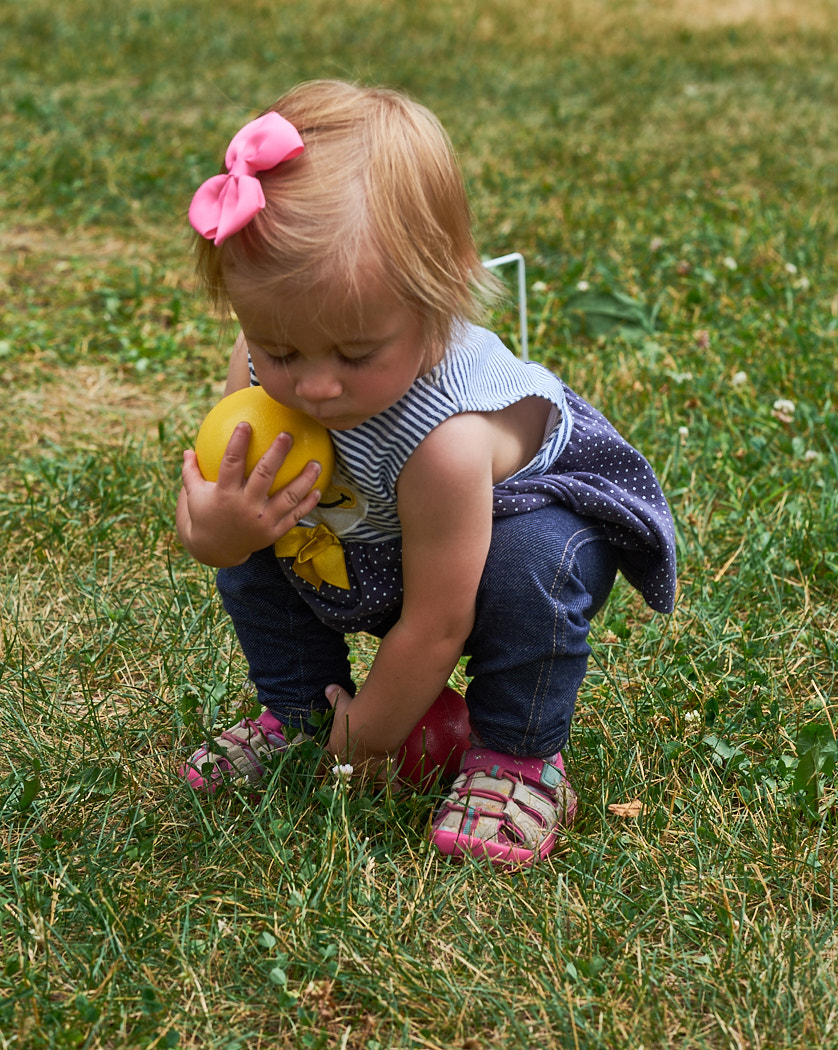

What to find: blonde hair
left=194, top=79, right=498, bottom=353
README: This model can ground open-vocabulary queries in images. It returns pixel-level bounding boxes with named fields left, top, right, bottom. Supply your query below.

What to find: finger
left=246, top=432, right=295, bottom=492
left=181, top=449, right=204, bottom=489
left=264, top=463, right=323, bottom=526
left=214, top=422, right=263, bottom=487
left=253, top=451, right=322, bottom=498
left=325, top=684, right=348, bottom=709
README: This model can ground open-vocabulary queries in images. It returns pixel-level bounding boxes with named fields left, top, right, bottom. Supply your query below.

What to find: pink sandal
left=179, top=709, right=288, bottom=793
left=430, top=748, right=577, bottom=868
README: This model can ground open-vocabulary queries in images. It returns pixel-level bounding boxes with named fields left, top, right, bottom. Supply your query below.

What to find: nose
left=293, top=363, right=342, bottom=405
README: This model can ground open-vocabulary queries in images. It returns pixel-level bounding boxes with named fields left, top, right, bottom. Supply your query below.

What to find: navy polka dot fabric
left=493, top=386, right=676, bottom=612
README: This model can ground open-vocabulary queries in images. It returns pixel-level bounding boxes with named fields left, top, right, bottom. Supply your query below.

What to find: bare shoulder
left=399, top=413, right=495, bottom=491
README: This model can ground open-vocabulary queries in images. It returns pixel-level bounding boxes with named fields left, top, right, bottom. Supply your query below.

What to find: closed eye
left=249, top=341, right=297, bottom=367
left=339, top=350, right=376, bottom=368
left=249, top=337, right=380, bottom=369
left=268, top=350, right=297, bottom=366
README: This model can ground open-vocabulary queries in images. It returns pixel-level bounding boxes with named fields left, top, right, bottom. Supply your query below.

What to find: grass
left=2, top=0, right=838, bottom=1046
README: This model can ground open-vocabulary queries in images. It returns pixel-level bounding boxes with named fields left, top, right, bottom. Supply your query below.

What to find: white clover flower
left=785, top=262, right=798, bottom=275
left=803, top=449, right=820, bottom=462
left=576, top=280, right=590, bottom=292
left=678, top=426, right=689, bottom=441
left=685, top=710, right=701, bottom=723
left=723, top=256, right=738, bottom=270
left=532, top=280, right=548, bottom=293
left=771, top=398, right=796, bottom=423
left=332, top=763, right=354, bottom=779
left=731, top=371, right=748, bottom=387
left=796, top=276, right=811, bottom=291
left=650, top=236, right=664, bottom=252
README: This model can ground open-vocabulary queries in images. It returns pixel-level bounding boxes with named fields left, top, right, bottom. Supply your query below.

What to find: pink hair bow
left=189, top=112, right=304, bottom=245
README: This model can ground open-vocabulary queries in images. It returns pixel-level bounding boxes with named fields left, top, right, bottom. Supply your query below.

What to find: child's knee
left=479, top=506, right=616, bottom=619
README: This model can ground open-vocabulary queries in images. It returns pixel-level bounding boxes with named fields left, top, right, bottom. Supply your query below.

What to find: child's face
left=231, top=275, right=430, bottom=430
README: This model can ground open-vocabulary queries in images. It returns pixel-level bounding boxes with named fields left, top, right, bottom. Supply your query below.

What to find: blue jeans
left=216, top=504, right=617, bottom=757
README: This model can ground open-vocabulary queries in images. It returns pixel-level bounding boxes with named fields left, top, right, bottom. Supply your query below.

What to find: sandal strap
left=432, top=748, right=577, bottom=857
left=187, top=716, right=288, bottom=785
left=451, top=773, right=558, bottom=827
left=211, top=722, right=281, bottom=779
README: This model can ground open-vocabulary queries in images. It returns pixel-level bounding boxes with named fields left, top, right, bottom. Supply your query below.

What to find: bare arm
left=326, top=413, right=496, bottom=762
left=224, top=331, right=251, bottom=394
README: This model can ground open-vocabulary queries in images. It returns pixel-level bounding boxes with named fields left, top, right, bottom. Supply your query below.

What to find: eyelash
left=341, top=352, right=375, bottom=369
left=263, top=349, right=375, bottom=369
left=266, top=351, right=295, bottom=368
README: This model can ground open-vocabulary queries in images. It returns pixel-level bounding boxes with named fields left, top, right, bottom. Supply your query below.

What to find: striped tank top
left=302, top=324, right=573, bottom=542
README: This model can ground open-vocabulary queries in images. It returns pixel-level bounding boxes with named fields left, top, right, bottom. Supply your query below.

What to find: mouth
left=306, top=408, right=360, bottom=430
left=298, top=406, right=344, bottom=426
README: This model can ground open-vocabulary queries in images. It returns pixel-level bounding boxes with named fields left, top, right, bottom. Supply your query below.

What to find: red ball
left=397, top=687, right=471, bottom=790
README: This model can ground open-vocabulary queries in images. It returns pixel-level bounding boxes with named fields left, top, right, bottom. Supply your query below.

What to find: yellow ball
left=194, top=386, right=334, bottom=496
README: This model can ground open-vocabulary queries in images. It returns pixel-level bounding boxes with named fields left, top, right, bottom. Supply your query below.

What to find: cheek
left=367, top=368, right=406, bottom=401
left=253, top=369, right=291, bottom=401
left=251, top=354, right=287, bottom=386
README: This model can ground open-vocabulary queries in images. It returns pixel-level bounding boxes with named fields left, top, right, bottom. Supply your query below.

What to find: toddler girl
left=177, top=79, right=676, bottom=868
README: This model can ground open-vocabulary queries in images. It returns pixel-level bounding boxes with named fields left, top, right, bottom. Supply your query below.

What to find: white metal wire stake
left=484, top=252, right=528, bottom=361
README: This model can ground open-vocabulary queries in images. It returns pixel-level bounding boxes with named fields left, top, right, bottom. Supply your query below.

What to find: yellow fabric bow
left=274, top=524, right=350, bottom=591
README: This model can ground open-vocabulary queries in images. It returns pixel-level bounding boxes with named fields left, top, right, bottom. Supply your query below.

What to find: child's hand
left=324, top=684, right=398, bottom=783
left=177, top=422, right=324, bottom=567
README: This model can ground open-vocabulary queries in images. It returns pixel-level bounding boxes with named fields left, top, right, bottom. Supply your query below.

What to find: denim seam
left=525, top=525, right=603, bottom=749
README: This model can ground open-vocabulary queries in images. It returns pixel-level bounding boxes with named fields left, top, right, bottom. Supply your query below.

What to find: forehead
left=230, top=267, right=413, bottom=342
